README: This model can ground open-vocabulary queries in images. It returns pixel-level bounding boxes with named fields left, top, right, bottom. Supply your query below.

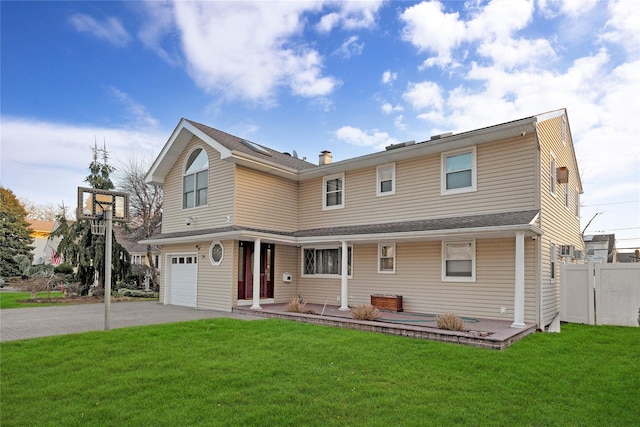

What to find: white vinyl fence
left=561, top=263, right=640, bottom=326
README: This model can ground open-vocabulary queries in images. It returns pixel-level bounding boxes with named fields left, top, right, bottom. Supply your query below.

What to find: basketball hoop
left=91, top=219, right=106, bottom=236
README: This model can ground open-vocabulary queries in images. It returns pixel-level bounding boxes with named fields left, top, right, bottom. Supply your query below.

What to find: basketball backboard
left=77, top=187, right=129, bottom=222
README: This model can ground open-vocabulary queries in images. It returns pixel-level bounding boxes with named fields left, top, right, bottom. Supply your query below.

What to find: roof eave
left=145, top=119, right=233, bottom=186
left=298, top=117, right=537, bottom=180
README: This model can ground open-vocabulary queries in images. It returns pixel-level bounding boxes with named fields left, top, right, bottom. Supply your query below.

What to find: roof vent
left=385, top=140, right=415, bottom=151
left=430, top=132, right=453, bottom=141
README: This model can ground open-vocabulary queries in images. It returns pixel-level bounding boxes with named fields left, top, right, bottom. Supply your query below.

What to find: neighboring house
left=584, top=234, right=616, bottom=263
left=114, top=226, right=161, bottom=270
left=616, top=250, right=639, bottom=263
left=28, top=220, right=55, bottom=265
left=141, top=108, right=584, bottom=330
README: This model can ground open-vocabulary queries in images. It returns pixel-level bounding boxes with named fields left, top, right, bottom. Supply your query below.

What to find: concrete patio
left=233, top=303, right=537, bottom=350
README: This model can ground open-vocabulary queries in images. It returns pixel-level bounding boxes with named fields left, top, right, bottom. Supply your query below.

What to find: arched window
left=183, top=148, right=208, bottom=209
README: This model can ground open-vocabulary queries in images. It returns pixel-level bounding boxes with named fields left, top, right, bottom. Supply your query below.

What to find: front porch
left=233, top=303, right=537, bottom=350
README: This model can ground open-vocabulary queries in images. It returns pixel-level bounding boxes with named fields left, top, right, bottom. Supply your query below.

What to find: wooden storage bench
left=371, top=294, right=403, bottom=312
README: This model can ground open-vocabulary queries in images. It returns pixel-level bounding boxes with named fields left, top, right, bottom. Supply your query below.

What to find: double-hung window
left=323, top=173, right=345, bottom=210
left=442, top=240, right=475, bottom=282
left=377, top=163, right=395, bottom=196
left=183, top=148, right=208, bottom=209
left=441, top=147, right=476, bottom=195
left=303, top=246, right=352, bottom=277
left=378, top=243, right=395, bottom=273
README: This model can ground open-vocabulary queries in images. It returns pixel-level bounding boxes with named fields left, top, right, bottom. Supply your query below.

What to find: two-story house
left=141, top=108, right=584, bottom=330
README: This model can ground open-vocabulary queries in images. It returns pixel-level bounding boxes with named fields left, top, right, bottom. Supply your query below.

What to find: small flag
left=51, top=249, right=62, bottom=266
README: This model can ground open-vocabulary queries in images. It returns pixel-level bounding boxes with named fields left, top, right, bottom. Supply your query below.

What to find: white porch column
left=339, top=240, right=349, bottom=310
left=512, top=232, right=526, bottom=328
left=251, top=239, right=262, bottom=310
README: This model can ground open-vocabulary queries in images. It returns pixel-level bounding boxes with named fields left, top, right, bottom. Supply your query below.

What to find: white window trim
left=182, top=146, right=209, bottom=210
left=441, top=146, right=477, bottom=195
left=301, top=245, right=353, bottom=278
left=209, top=241, right=224, bottom=266
left=378, top=243, right=396, bottom=274
left=376, top=163, right=396, bottom=197
left=549, top=152, right=557, bottom=197
left=550, top=242, right=556, bottom=283
left=322, top=173, right=345, bottom=210
left=441, top=240, right=476, bottom=282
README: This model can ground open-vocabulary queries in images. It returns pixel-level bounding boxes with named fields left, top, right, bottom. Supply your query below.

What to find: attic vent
left=241, top=139, right=271, bottom=156
left=556, top=166, right=568, bottom=183
left=430, top=132, right=453, bottom=140
left=385, top=140, right=415, bottom=151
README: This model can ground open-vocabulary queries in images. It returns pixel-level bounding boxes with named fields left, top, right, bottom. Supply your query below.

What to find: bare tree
left=20, top=200, right=61, bottom=222
left=117, top=156, right=163, bottom=288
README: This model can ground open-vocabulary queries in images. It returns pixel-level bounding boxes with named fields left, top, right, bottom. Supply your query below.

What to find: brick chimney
left=319, top=150, right=332, bottom=165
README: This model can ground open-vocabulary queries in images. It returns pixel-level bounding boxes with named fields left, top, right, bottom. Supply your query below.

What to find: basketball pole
left=104, top=209, right=113, bottom=330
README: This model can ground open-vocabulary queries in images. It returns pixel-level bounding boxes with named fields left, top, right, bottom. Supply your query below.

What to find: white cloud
left=68, top=13, right=131, bottom=47
left=137, top=1, right=182, bottom=66
left=0, top=117, right=165, bottom=212
left=381, top=103, right=403, bottom=114
left=401, top=0, right=543, bottom=69
left=403, top=81, right=444, bottom=111
left=381, top=70, right=397, bottom=84
left=394, top=115, right=407, bottom=131
left=601, top=0, right=640, bottom=55
left=400, top=1, right=466, bottom=67
left=333, top=36, right=364, bottom=58
left=538, top=0, right=598, bottom=18
left=316, top=1, right=383, bottom=32
left=109, top=88, right=159, bottom=129
left=170, top=1, right=336, bottom=104
left=335, top=126, right=400, bottom=150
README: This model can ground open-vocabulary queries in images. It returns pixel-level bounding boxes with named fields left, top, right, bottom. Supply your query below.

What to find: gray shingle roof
left=143, top=210, right=540, bottom=243
left=185, top=119, right=316, bottom=171
left=293, top=210, right=540, bottom=237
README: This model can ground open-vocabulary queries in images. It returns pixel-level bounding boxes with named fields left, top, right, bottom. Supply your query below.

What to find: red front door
left=237, top=241, right=274, bottom=300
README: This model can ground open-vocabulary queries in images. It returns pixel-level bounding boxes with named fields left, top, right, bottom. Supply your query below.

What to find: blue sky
left=1, top=0, right=639, bottom=250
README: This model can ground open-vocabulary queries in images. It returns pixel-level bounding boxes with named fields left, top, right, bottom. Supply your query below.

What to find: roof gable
left=145, top=119, right=315, bottom=186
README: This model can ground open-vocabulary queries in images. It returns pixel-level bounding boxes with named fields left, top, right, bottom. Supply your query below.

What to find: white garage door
left=168, top=255, right=197, bottom=307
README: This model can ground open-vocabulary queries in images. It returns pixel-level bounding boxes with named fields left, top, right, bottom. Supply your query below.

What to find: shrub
left=54, top=263, right=74, bottom=275
left=436, top=312, right=466, bottom=331
left=117, top=288, right=158, bottom=298
left=351, top=304, right=380, bottom=321
left=287, top=295, right=306, bottom=313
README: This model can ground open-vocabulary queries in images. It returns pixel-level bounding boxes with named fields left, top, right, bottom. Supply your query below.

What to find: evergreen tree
left=0, top=186, right=34, bottom=279
left=52, top=143, right=130, bottom=294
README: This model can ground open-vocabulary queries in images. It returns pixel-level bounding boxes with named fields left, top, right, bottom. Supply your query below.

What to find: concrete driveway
left=0, top=299, right=262, bottom=342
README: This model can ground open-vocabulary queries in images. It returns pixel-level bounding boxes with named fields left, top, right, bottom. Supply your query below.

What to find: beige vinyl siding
left=235, top=166, right=298, bottom=232
left=297, top=238, right=537, bottom=323
left=273, top=245, right=299, bottom=303
left=537, top=115, right=585, bottom=325
left=298, top=136, right=538, bottom=229
left=196, top=240, right=234, bottom=311
left=161, top=136, right=235, bottom=234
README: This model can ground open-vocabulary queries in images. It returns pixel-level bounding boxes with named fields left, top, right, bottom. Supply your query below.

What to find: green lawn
left=1, top=320, right=638, bottom=426
left=0, top=291, right=67, bottom=309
